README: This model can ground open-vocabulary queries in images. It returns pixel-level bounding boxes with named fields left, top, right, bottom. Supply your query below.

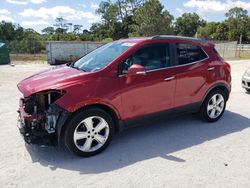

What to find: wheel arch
left=75, top=103, right=120, bottom=130
left=57, top=103, right=121, bottom=146
left=202, top=83, right=230, bottom=104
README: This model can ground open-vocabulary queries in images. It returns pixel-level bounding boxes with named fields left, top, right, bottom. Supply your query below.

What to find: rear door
left=173, top=42, right=210, bottom=107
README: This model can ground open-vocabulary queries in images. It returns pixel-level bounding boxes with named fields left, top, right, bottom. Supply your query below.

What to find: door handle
left=207, top=67, right=215, bottom=71
left=164, top=76, right=175, bottom=81
left=136, top=71, right=146, bottom=75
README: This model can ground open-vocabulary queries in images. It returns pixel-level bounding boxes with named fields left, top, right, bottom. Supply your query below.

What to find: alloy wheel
left=73, top=116, right=110, bottom=152
left=207, top=93, right=225, bottom=119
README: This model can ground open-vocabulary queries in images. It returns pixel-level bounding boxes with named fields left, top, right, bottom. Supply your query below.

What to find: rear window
left=177, top=43, right=208, bottom=65
left=213, top=48, right=222, bottom=59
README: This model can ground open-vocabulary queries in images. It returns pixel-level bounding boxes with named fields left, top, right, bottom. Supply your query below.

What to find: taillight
left=225, top=62, right=231, bottom=73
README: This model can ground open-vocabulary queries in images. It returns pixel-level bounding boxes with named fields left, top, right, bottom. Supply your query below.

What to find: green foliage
left=97, top=1, right=119, bottom=27
left=225, top=7, right=248, bottom=19
left=7, top=30, right=45, bottom=54
left=42, top=27, right=55, bottom=35
left=0, top=21, right=24, bottom=41
left=80, top=30, right=94, bottom=41
left=197, top=7, right=250, bottom=42
left=130, top=0, right=173, bottom=36
left=90, top=23, right=110, bottom=41
left=94, top=0, right=140, bottom=40
left=225, top=7, right=248, bottom=42
left=1, top=3, right=250, bottom=55
left=51, top=33, right=80, bottom=41
left=197, top=22, right=219, bottom=39
left=19, top=35, right=44, bottom=54
left=54, top=17, right=68, bottom=34
left=214, top=22, right=229, bottom=40
left=175, top=13, right=206, bottom=37
left=102, top=37, right=113, bottom=42
left=73, top=25, right=83, bottom=34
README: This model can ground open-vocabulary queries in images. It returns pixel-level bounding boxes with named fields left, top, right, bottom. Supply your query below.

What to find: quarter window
left=177, top=43, right=207, bottom=65
left=120, top=44, right=170, bottom=74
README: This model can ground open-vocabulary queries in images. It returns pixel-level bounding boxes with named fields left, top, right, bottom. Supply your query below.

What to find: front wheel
left=200, top=90, right=227, bottom=122
left=64, top=108, right=114, bottom=157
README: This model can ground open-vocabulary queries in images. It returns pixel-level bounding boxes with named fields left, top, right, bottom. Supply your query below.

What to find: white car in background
left=242, top=68, right=250, bottom=92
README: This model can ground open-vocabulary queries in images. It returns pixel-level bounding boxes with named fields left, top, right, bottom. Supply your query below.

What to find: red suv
left=17, top=36, right=231, bottom=157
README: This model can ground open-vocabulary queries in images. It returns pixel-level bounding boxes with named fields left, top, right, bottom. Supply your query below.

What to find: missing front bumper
left=17, top=100, right=70, bottom=146
left=17, top=112, right=55, bottom=145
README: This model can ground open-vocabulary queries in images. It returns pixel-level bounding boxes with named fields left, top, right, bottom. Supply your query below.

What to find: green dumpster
left=0, top=43, right=10, bottom=65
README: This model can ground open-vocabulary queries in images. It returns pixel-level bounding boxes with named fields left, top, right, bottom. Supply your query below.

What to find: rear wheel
left=200, top=90, right=226, bottom=122
left=64, top=108, right=114, bottom=157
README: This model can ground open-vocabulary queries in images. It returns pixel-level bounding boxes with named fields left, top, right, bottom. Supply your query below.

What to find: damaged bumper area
left=17, top=90, right=70, bottom=145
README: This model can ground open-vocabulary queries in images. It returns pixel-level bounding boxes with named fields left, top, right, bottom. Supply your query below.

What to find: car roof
left=119, top=35, right=210, bottom=45
left=118, top=37, right=151, bottom=43
left=151, top=35, right=207, bottom=43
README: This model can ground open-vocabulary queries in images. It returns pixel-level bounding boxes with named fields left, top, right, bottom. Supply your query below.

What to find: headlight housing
left=24, top=90, right=66, bottom=114
left=244, top=69, right=250, bottom=77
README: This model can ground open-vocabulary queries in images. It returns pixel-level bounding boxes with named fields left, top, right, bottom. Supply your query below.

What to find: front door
left=118, top=43, right=176, bottom=120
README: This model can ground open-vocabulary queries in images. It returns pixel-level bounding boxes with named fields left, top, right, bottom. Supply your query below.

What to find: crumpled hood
left=17, top=65, right=87, bottom=97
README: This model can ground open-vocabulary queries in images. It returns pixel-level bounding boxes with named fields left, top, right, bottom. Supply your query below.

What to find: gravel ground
left=0, top=60, right=250, bottom=188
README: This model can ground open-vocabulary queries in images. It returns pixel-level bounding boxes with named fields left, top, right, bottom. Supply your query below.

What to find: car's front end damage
left=16, top=65, right=88, bottom=145
left=17, top=89, right=70, bottom=145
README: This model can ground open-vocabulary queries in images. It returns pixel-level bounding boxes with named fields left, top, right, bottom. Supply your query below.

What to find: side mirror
left=127, top=64, right=146, bottom=76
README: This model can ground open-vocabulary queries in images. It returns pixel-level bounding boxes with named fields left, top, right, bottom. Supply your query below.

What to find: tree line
left=0, top=0, right=250, bottom=54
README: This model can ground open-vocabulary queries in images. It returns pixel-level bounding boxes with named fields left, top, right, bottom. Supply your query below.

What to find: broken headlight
left=24, top=89, right=66, bottom=115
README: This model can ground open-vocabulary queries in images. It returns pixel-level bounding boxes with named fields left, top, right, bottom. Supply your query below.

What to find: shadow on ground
left=26, top=110, right=250, bottom=174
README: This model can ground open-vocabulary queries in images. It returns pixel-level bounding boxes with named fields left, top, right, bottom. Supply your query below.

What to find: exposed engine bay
left=17, top=90, right=69, bottom=145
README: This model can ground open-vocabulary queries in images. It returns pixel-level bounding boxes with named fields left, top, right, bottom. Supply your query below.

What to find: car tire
left=200, top=90, right=227, bottom=122
left=64, top=108, right=114, bottom=157
left=246, top=89, right=250, bottom=93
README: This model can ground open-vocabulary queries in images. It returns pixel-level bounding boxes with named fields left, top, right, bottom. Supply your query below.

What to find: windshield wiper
left=70, top=65, right=88, bottom=72
left=66, top=61, right=88, bottom=72
left=67, top=63, right=80, bottom=70
left=66, top=62, right=80, bottom=70
left=79, top=67, right=87, bottom=72
left=66, top=61, right=75, bottom=67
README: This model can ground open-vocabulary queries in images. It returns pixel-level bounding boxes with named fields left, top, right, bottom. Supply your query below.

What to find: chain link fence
left=237, top=44, right=250, bottom=54
left=213, top=41, right=239, bottom=59
left=2, top=40, right=249, bottom=63
left=46, top=41, right=242, bottom=64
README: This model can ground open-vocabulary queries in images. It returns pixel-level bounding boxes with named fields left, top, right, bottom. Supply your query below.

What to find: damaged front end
left=17, top=90, right=69, bottom=145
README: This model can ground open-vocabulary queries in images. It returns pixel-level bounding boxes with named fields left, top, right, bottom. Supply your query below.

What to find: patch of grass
left=10, top=54, right=47, bottom=62
left=225, top=52, right=250, bottom=60
left=240, top=52, right=250, bottom=59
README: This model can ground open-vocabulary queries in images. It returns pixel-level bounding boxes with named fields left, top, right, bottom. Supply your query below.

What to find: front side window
left=177, top=43, right=207, bottom=65
left=120, top=44, right=170, bottom=74
left=73, top=42, right=135, bottom=72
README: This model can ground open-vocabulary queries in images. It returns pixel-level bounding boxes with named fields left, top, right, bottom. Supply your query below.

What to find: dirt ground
left=0, top=60, right=250, bottom=188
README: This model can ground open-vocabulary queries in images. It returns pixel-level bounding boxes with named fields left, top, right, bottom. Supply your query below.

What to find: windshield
left=73, top=42, right=136, bottom=72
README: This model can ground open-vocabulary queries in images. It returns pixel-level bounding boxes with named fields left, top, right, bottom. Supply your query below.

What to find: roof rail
left=151, top=35, right=207, bottom=43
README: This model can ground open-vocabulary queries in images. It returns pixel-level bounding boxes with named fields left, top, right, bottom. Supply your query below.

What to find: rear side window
left=213, top=48, right=222, bottom=59
left=176, top=43, right=208, bottom=65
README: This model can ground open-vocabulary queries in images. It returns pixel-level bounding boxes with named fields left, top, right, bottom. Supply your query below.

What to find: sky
left=0, top=0, right=250, bottom=32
